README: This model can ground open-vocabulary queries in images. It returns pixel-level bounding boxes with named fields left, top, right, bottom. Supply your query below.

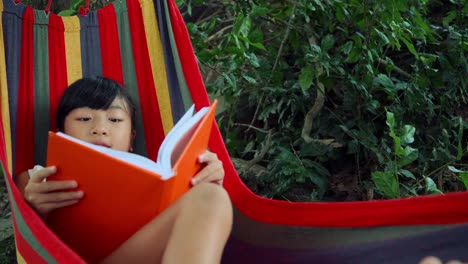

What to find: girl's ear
left=129, top=130, right=136, bottom=152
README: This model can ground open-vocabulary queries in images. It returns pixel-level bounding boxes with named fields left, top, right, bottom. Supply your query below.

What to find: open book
left=45, top=100, right=217, bottom=263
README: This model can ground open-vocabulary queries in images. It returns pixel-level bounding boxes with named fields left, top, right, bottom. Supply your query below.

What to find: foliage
left=57, top=0, right=111, bottom=16
left=181, top=0, right=468, bottom=201
left=0, top=179, right=15, bottom=264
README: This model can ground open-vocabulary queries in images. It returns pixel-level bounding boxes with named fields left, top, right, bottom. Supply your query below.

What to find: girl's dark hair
left=56, top=76, right=137, bottom=131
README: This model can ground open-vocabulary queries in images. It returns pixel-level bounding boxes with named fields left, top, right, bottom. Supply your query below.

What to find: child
left=15, top=77, right=233, bottom=264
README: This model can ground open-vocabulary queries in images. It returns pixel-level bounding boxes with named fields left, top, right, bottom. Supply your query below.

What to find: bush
left=181, top=0, right=468, bottom=201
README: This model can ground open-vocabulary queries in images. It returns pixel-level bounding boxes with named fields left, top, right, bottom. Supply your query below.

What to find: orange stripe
left=62, top=16, right=82, bottom=85
left=0, top=2, right=12, bottom=172
left=126, top=0, right=165, bottom=160
left=140, top=0, right=173, bottom=134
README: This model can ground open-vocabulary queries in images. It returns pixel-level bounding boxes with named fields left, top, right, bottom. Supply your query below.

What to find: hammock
left=1, top=0, right=468, bottom=263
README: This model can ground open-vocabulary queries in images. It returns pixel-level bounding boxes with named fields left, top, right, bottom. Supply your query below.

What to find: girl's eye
left=77, top=117, right=91, bottom=121
left=109, top=118, right=123, bottom=123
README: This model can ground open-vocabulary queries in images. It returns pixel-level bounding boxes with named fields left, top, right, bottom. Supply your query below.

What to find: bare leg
left=101, top=183, right=232, bottom=264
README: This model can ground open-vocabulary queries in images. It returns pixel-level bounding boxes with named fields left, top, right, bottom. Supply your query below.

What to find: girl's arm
left=15, top=171, right=31, bottom=197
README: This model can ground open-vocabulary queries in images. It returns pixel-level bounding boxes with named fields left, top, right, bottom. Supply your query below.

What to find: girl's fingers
left=32, top=180, right=78, bottom=193
left=29, top=166, right=57, bottom=183
left=36, top=199, right=81, bottom=215
left=192, top=160, right=224, bottom=185
left=26, top=190, right=83, bottom=205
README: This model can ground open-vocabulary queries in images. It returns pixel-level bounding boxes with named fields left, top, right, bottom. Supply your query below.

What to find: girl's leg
left=101, top=183, right=232, bottom=264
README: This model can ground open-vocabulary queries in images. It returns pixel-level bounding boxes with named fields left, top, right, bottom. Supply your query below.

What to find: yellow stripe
left=15, top=248, right=27, bottom=264
left=62, top=16, right=82, bottom=85
left=140, top=0, right=174, bottom=134
left=0, top=0, right=3, bottom=11
left=0, top=8, right=13, bottom=173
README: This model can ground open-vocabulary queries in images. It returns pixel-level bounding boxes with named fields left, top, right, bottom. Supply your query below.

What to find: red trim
left=97, top=4, right=124, bottom=85
left=78, top=0, right=91, bottom=16
left=15, top=7, right=35, bottom=175
left=44, top=0, right=53, bottom=15
left=167, top=0, right=209, bottom=109
left=48, top=14, right=68, bottom=132
left=126, top=0, right=165, bottom=160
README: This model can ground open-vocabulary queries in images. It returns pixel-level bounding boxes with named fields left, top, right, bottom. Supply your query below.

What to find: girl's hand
left=419, top=256, right=466, bottom=264
left=191, top=151, right=224, bottom=186
left=24, top=166, right=83, bottom=217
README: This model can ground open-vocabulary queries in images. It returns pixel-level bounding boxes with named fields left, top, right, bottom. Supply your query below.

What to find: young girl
left=15, top=77, right=233, bottom=264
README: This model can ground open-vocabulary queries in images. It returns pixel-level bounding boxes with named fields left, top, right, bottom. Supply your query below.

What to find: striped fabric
left=1, top=0, right=468, bottom=263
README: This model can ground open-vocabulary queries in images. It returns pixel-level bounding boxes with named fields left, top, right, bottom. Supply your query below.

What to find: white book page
left=157, top=105, right=209, bottom=179
left=56, top=132, right=166, bottom=175
left=156, top=105, right=195, bottom=167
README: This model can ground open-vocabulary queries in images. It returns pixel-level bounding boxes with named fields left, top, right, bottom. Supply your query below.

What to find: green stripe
left=1, top=165, right=57, bottom=263
left=33, top=11, right=50, bottom=167
left=114, top=0, right=147, bottom=157
left=162, top=1, right=192, bottom=110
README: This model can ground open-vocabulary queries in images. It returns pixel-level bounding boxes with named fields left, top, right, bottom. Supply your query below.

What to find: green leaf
left=448, top=166, right=468, bottom=190
left=399, top=169, right=416, bottom=180
left=321, top=34, right=335, bottom=51
left=374, top=28, right=390, bottom=45
left=222, top=73, right=237, bottom=89
left=242, top=75, right=257, bottom=84
left=385, top=111, right=396, bottom=138
left=58, top=9, right=77, bottom=16
left=251, top=6, right=270, bottom=16
left=239, top=16, right=252, bottom=38
left=461, top=173, right=468, bottom=190
left=400, top=125, right=415, bottom=145
left=374, top=74, right=395, bottom=89
left=232, top=15, right=245, bottom=35
left=400, top=35, right=420, bottom=59
left=443, top=11, right=457, bottom=27
left=424, top=177, right=443, bottom=194
left=372, top=171, right=400, bottom=198
left=299, top=65, right=314, bottom=91
left=249, top=42, right=266, bottom=51
left=245, top=53, right=260, bottom=67
left=346, top=46, right=362, bottom=63
left=340, top=41, right=353, bottom=55
left=175, top=0, right=184, bottom=7
left=397, top=146, right=419, bottom=167
left=238, top=35, right=266, bottom=51
left=71, top=0, right=85, bottom=10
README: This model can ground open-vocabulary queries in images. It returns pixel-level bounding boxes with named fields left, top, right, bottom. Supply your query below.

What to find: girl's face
left=63, top=97, right=134, bottom=152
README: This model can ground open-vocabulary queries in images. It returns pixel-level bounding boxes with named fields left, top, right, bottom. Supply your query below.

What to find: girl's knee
left=188, top=183, right=232, bottom=212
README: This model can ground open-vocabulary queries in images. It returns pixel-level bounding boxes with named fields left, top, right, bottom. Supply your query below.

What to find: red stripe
left=15, top=7, right=35, bottom=175
left=126, top=0, right=165, bottom=160
left=167, top=0, right=209, bottom=109
left=12, top=218, right=48, bottom=264
left=98, top=4, right=124, bottom=84
left=48, top=14, right=68, bottom=132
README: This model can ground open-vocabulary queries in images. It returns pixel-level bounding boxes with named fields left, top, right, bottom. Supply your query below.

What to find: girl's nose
left=91, top=121, right=108, bottom=135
